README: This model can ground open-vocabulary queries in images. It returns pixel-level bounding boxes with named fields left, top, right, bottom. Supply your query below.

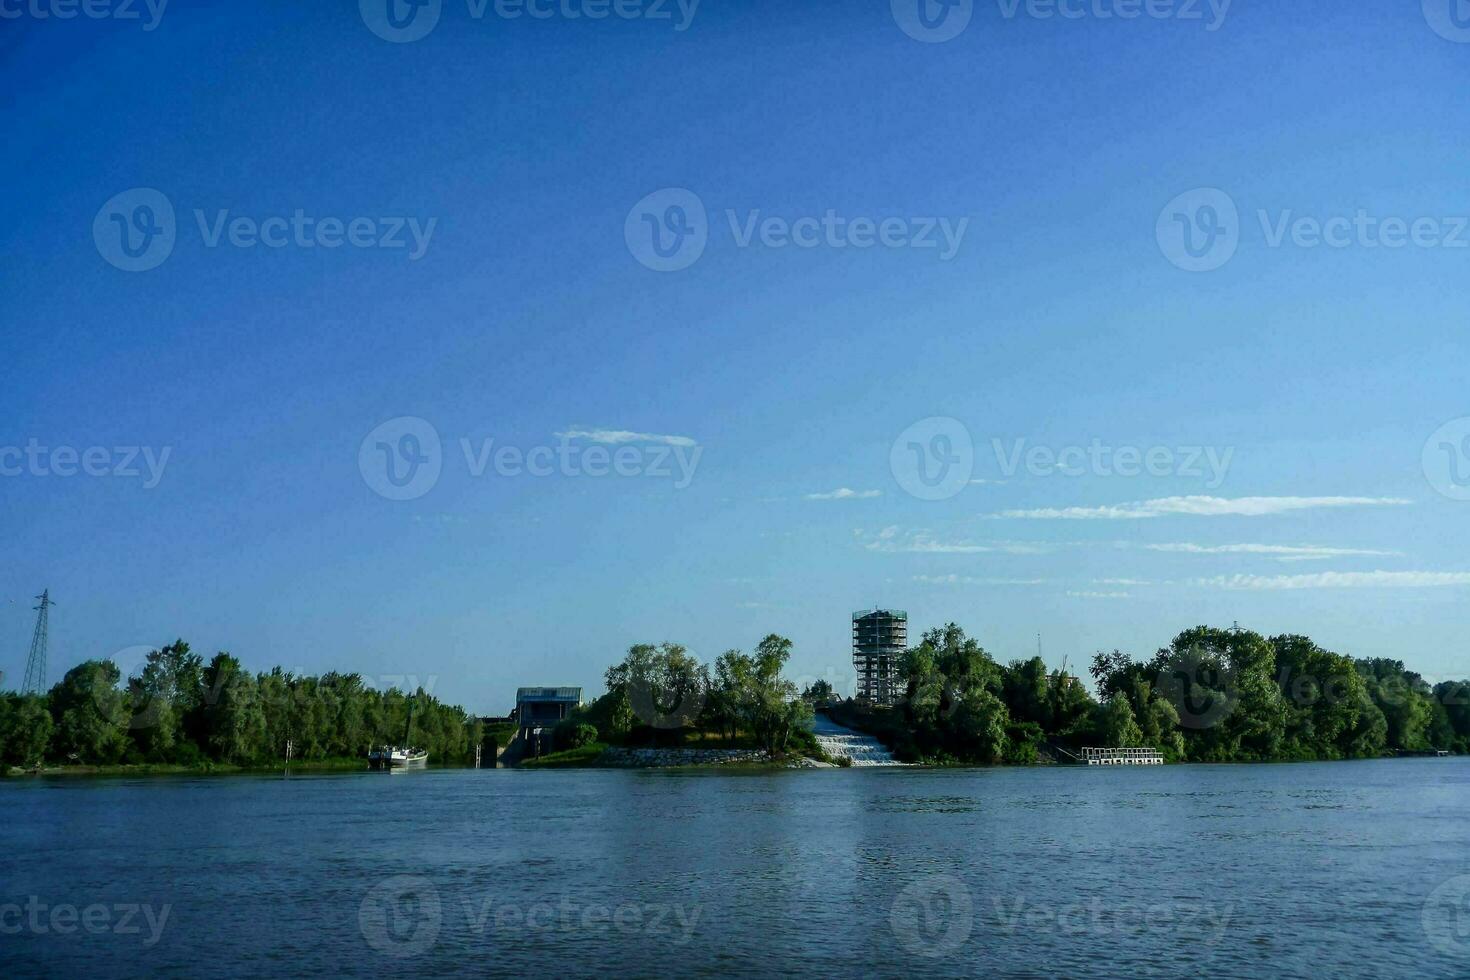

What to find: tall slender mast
left=21, top=589, right=52, bottom=695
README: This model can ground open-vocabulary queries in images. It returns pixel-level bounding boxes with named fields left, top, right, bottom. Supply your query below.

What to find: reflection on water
left=3, top=759, right=1469, bottom=978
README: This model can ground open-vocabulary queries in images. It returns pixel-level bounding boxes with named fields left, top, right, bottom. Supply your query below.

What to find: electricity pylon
left=21, top=589, right=52, bottom=695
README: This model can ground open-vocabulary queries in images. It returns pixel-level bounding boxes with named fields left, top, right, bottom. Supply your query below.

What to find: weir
left=811, top=715, right=906, bottom=766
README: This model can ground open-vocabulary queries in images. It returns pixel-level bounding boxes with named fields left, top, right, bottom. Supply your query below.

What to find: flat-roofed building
left=515, top=687, right=583, bottom=755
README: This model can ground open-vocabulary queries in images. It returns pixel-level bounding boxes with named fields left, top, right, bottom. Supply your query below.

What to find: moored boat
left=368, top=745, right=428, bottom=770
left=368, top=698, right=429, bottom=770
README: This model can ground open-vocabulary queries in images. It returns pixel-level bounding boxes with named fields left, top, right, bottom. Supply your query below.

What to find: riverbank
left=4, top=757, right=389, bottom=778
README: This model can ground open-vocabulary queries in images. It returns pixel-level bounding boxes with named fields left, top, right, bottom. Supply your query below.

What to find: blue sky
left=4, top=0, right=1470, bottom=713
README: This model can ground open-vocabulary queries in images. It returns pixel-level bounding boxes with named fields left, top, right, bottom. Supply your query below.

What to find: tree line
left=0, top=641, right=482, bottom=769
left=554, top=635, right=818, bottom=758
left=836, top=622, right=1470, bottom=765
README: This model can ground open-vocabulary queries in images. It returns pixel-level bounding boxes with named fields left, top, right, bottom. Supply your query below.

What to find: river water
left=3, top=759, right=1469, bottom=978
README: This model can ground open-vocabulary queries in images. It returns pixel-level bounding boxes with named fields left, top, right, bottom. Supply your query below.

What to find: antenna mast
left=21, top=589, right=53, bottom=695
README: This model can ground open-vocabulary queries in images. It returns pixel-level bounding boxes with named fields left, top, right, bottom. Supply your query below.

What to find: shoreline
left=6, top=752, right=1457, bottom=780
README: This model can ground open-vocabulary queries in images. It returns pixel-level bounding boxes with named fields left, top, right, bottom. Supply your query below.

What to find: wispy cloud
left=1094, top=578, right=1153, bottom=587
left=1201, top=571, right=1470, bottom=590
left=1068, top=590, right=1131, bottom=599
left=993, top=495, right=1412, bottom=520
left=914, top=574, right=1046, bottom=586
left=1147, top=542, right=1400, bottom=562
left=806, top=487, right=882, bottom=501
left=556, top=427, right=697, bottom=447
left=857, top=529, right=1051, bottom=554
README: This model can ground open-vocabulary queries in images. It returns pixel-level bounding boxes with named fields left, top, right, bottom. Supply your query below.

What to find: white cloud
left=859, top=530, right=1050, bottom=554
left=994, top=495, right=1412, bottom=520
left=1067, top=590, right=1131, bottom=599
left=914, top=574, right=1046, bottom=586
left=1201, top=571, right=1470, bottom=590
left=1146, top=542, right=1400, bottom=562
left=806, top=488, right=882, bottom=501
left=556, top=427, right=697, bottom=447
left=1094, top=578, right=1153, bottom=587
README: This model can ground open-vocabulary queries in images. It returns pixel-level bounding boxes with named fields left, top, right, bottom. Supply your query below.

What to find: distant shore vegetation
left=533, top=635, right=823, bottom=765
left=829, top=623, right=1470, bottom=766
left=5, top=622, right=1466, bottom=773
left=0, top=642, right=481, bottom=771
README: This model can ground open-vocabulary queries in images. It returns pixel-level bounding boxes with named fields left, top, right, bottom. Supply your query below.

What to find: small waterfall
left=812, top=716, right=906, bottom=767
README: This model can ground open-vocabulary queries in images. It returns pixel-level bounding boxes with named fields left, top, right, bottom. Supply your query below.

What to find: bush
left=556, top=722, right=599, bottom=751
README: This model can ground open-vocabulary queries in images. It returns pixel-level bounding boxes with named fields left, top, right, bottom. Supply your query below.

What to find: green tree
left=49, top=660, right=129, bottom=763
left=127, top=640, right=204, bottom=761
left=1100, top=696, right=1143, bottom=748
left=801, top=679, right=837, bottom=708
left=745, top=635, right=811, bottom=756
left=1358, top=659, right=1435, bottom=752
left=201, top=653, right=267, bottom=763
left=0, top=694, right=53, bottom=767
left=1003, top=657, right=1051, bottom=729
left=707, top=650, right=751, bottom=743
left=897, top=624, right=1019, bottom=763
left=605, top=642, right=707, bottom=735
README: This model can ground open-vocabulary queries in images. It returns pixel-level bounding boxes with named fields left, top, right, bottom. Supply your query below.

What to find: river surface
left=4, top=759, right=1470, bottom=978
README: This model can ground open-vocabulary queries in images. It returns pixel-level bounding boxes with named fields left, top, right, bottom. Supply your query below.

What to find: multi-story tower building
left=853, top=608, right=908, bottom=706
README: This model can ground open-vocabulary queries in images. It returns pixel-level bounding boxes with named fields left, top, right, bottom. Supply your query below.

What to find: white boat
left=368, top=700, right=429, bottom=770
left=369, top=745, right=428, bottom=770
